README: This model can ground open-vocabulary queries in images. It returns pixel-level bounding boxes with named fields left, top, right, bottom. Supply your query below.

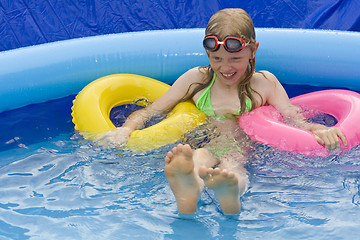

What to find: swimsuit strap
left=196, top=72, right=252, bottom=119
left=237, top=95, right=252, bottom=115
left=195, top=73, right=217, bottom=117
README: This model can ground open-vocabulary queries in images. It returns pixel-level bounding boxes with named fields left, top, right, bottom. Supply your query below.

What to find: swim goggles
left=203, top=35, right=249, bottom=53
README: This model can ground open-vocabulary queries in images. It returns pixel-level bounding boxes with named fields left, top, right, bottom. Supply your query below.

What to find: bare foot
left=164, top=144, right=201, bottom=214
left=199, top=167, right=241, bottom=215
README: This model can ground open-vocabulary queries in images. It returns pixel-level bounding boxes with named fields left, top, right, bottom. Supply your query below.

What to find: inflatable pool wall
left=1, top=28, right=360, bottom=113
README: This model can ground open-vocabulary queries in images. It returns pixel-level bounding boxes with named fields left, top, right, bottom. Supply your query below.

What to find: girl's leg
left=164, top=144, right=218, bottom=214
left=199, top=156, right=248, bottom=215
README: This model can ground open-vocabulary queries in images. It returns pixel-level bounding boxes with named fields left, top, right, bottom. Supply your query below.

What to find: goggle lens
left=204, top=37, right=217, bottom=50
left=225, top=38, right=243, bottom=51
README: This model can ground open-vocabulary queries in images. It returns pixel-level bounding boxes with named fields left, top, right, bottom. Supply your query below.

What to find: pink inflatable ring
left=239, top=89, right=360, bottom=156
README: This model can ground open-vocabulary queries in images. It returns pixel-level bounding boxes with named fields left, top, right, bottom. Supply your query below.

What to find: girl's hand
left=312, top=126, right=347, bottom=152
left=96, top=127, right=132, bottom=148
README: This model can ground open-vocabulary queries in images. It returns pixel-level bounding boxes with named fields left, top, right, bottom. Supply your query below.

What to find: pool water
left=1, top=85, right=360, bottom=239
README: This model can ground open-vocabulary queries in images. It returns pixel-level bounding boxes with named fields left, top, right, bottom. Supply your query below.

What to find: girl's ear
left=251, top=41, right=259, bottom=59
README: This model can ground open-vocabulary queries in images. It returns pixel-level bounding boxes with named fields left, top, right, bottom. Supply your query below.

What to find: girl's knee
left=193, top=148, right=219, bottom=168
left=193, top=148, right=212, bottom=159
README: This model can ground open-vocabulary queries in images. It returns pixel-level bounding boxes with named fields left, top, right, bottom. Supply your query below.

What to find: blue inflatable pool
left=2, top=27, right=360, bottom=239
left=1, top=28, right=360, bottom=113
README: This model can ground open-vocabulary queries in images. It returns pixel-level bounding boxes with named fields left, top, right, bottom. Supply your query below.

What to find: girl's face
left=208, top=43, right=257, bottom=87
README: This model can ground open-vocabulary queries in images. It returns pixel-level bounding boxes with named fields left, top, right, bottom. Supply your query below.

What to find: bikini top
left=195, top=73, right=252, bottom=120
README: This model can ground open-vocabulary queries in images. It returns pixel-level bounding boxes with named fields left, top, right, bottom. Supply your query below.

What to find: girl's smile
left=208, top=45, right=253, bottom=86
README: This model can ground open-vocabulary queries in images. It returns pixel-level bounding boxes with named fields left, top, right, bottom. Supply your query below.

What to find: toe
left=213, top=168, right=221, bottom=175
left=199, top=167, right=210, bottom=179
left=226, top=171, right=235, bottom=179
left=166, top=151, right=173, bottom=159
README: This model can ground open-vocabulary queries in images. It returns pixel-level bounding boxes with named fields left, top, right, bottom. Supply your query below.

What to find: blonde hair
left=183, top=8, right=262, bottom=114
left=205, top=8, right=256, bottom=43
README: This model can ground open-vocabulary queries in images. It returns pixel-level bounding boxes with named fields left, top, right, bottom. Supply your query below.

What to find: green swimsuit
left=195, top=73, right=252, bottom=119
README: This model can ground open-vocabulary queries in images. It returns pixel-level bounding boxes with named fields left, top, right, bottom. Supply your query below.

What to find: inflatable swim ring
left=239, top=89, right=360, bottom=156
left=72, top=74, right=207, bottom=151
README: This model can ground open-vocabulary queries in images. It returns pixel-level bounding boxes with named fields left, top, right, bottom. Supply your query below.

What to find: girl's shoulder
left=251, top=70, right=289, bottom=107
left=253, top=70, right=276, bottom=81
left=183, top=67, right=208, bottom=83
left=250, top=71, right=283, bottom=105
left=172, top=67, right=207, bottom=88
left=165, top=67, right=208, bottom=100
left=251, top=71, right=280, bottom=88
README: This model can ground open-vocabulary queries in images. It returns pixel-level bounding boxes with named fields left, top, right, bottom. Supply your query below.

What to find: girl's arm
left=255, top=71, right=347, bottom=151
left=97, top=67, right=204, bottom=147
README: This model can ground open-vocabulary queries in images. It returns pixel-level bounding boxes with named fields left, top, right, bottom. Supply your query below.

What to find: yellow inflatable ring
left=71, top=74, right=207, bottom=151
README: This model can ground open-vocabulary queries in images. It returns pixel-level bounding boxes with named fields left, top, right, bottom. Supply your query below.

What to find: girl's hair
left=183, top=8, right=263, bottom=114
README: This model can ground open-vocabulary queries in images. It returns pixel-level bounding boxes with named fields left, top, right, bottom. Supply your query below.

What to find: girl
left=99, top=8, right=347, bottom=215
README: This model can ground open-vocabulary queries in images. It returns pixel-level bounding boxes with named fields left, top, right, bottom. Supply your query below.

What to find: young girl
left=99, top=8, right=347, bottom=215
